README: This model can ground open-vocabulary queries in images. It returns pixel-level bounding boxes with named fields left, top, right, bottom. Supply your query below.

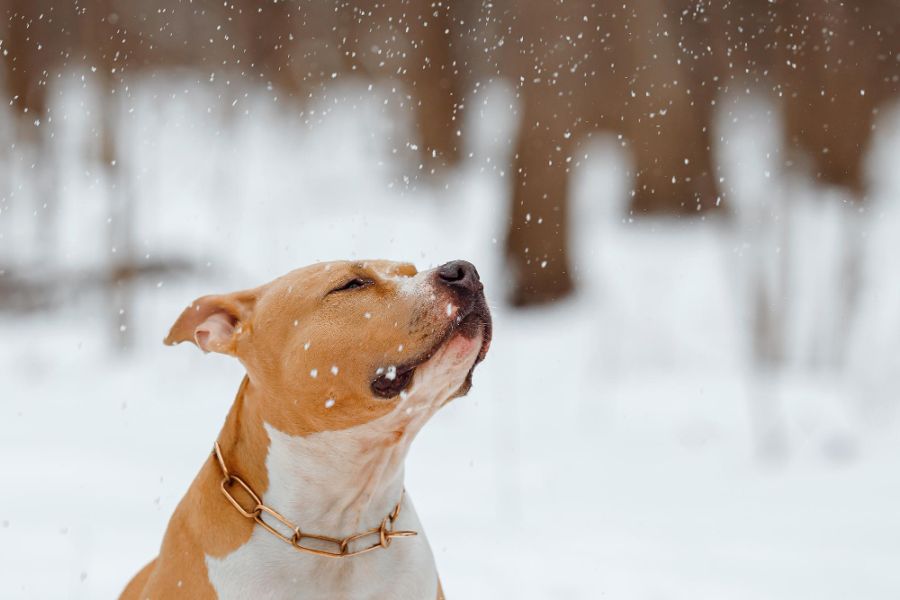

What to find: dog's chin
left=455, top=309, right=492, bottom=364
left=440, top=327, right=484, bottom=370
left=437, top=322, right=489, bottom=403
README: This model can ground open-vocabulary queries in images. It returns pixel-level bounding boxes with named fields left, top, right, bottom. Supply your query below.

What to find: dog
left=120, top=259, right=492, bottom=599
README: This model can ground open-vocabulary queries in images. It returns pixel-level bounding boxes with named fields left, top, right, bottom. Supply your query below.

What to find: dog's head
left=165, top=260, right=491, bottom=433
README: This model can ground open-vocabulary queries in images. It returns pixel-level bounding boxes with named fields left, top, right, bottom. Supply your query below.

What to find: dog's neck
left=216, top=376, right=419, bottom=537
left=202, top=376, right=442, bottom=599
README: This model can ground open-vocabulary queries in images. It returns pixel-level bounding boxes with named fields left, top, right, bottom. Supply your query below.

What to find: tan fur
left=121, top=260, right=481, bottom=599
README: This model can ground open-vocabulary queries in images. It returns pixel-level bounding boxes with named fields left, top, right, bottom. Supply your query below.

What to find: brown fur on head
left=165, top=260, right=491, bottom=435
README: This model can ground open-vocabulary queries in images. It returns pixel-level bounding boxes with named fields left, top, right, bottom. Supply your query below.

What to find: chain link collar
left=212, top=442, right=417, bottom=558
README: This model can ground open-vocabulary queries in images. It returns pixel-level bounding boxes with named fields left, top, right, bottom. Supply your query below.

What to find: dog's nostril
left=438, top=264, right=465, bottom=283
left=437, top=260, right=479, bottom=287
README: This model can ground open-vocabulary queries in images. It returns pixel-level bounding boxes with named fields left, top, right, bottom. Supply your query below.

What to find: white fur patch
left=387, top=268, right=431, bottom=299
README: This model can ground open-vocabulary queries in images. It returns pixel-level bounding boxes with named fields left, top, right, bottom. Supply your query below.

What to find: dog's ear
left=164, top=290, right=257, bottom=355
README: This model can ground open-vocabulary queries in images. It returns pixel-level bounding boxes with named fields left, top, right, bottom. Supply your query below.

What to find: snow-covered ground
left=1, top=81, right=899, bottom=599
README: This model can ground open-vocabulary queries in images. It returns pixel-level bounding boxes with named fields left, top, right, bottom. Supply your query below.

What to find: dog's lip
left=458, top=308, right=492, bottom=365
left=370, top=295, right=492, bottom=399
left=423, top=297, right=492, bottom=369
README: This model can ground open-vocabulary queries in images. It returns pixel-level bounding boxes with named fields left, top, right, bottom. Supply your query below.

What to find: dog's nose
left=436, top=260, right=481, bottom=293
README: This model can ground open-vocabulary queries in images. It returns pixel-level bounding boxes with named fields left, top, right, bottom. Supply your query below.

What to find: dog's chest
left=204, top=423, right=439, bottom=600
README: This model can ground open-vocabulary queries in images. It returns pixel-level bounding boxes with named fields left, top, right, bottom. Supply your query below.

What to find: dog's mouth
left=371, top=296, right=492, bottom=399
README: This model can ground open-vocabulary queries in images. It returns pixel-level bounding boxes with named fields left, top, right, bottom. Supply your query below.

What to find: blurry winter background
left=2, top=1, right=900, bottom=598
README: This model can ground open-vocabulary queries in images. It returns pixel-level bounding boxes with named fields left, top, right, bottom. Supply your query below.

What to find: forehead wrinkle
left=344, top=261, right=390, bottom=283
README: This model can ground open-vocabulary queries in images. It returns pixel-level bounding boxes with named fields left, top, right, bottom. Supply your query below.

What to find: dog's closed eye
left=328, top=278, right=373, bottom=294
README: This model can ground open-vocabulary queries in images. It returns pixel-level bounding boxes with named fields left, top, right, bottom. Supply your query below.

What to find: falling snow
left=0, top=2, right=898, bottom=598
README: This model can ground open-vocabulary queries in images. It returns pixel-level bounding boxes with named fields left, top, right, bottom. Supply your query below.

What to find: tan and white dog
left=120, top=259, right=492, bottom=600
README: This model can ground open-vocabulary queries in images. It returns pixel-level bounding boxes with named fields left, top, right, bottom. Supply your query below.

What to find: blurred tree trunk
left=628, top=103, right=721, bottom=215
left=3, top=0, right=59, bottom=265
left=92, top=1, right=136, bottom=349
left=627, top=0, right=724, bottom=215
left=505, top=93, right=575, bottom=307
left=402, top=1, right=462, bottom=173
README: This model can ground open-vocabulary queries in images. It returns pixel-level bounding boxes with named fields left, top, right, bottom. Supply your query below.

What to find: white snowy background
left=1, top=78, right=900, bottom=599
